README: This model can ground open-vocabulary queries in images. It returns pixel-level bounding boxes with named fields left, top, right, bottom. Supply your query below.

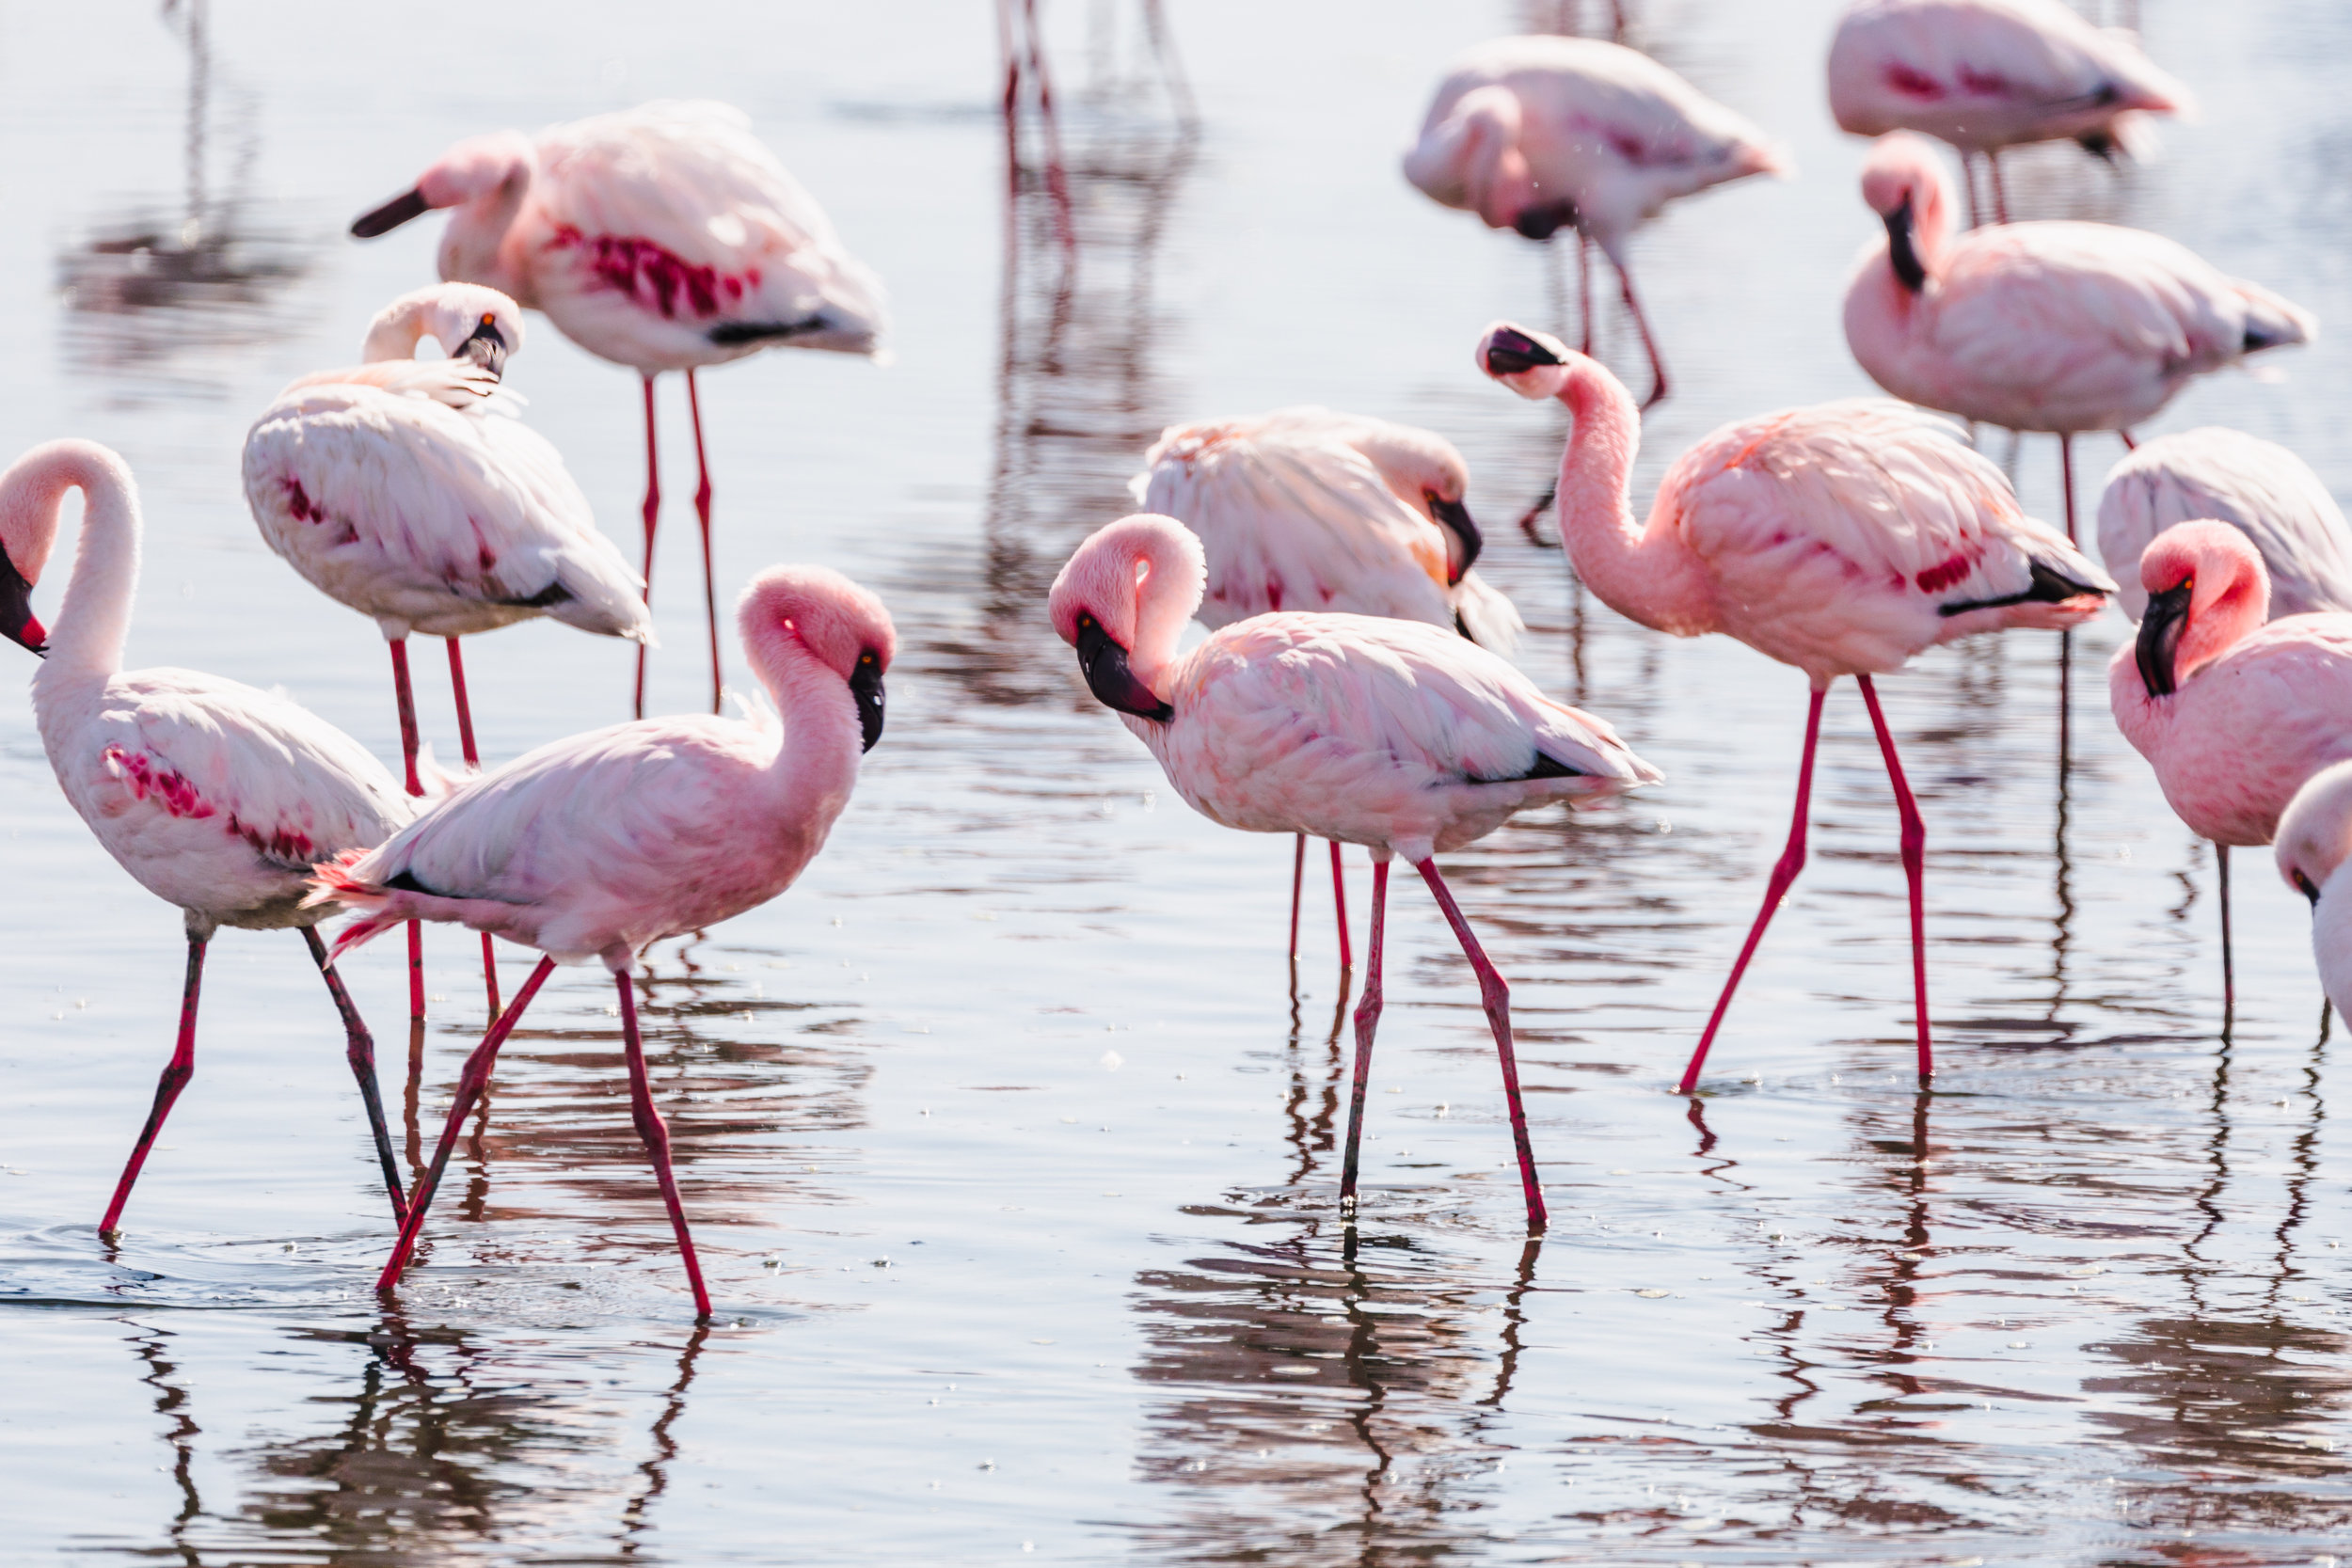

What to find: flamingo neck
left=2179, top=552, right=2270, bottom=682
left=8, top=447, right=140, bottom=680
left=359, top=297, right=440, bottom=363
left=1120, top=527, right=1204, bottom=698
left=437, top=170, right=533, bottom=302
left=754, top=641, right=865, bottom=822
left=1553, top=361, right=1714, bottom=636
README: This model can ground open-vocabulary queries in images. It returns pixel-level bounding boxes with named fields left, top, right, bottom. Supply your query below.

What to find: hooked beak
left=849, top=653, right=885, bottom=752
left=1073, top=616, right=1172, bottom=722
left=351, top=187, right=431, bottom=240
left=456, top=314, right=509, bottom=379
left=2136, top=581, right=2191, bottom=698
left=1883, top=196, right=1926, bottom=293
left=0, top=549, right=44, bottom=657
left=2295, top=869, right=2323, bottom=908
left=1482, top=325, right=1565, bottom=377
left=1426, top=494, right=1483, bottom=583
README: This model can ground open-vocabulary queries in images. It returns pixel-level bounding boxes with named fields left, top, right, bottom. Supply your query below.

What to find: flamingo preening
left=2276, top=760, right=2352, bottom=1022
left=350, top=101, right=888, bottom=720
left=2097, top=428, right=2352, bottom=622
left=0, top=440, right=414, bottom=1235
left=1048, top=514, right=1660, bottom=1232
left=312, top=565, right=896, bottom=1321
left=1132, top=406, right=1524, bottom=968
left=1477, top=322, right=2114, bottom=1091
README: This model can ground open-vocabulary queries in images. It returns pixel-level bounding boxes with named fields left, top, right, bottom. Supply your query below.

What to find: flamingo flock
left=6, top=4, right=2344, bottom=1323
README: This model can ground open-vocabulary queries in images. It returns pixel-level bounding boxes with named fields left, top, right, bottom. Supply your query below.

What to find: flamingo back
left=2098, top=428, right=2352, bottom=621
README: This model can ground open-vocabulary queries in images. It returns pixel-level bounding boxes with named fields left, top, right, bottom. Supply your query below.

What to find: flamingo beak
left=1482, top=325, right=1565, bottom=377
left=351, top=187, right=430, bottom=239
left=1073, top=616, right=1172, bottom=722
left=1511, top=200, right=1578, bottom=241
left=456, top=315, right=509, bottom=379
left=1426, top=494, right=1483, bottom=583
left=0, top=550, right=44, bottom=657
left=2137, top=581, right=2191, bottom=698
left=1883, top=196, right=1927, bottom=293
left=850, top=653, right=886, bottom=752
left=2296, top=870, right=2323, bottom=908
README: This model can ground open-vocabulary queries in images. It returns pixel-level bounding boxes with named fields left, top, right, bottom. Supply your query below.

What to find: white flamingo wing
left=2097, top=428, right=2352, bottom=620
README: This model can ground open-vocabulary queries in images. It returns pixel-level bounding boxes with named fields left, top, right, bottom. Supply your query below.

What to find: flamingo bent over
left=2097, top=428, right=2352, bottom=622
left=1049, top=514, right=1660, bottom=1232
left=0, top=440, right=415, bottom=1235
left=2274, top=760, right=2352, bottom=1022
left=311, top=564, right=896, bottom=1320
left=350, top=100, right=888, bottom=718
left=1477, top=322, right=2114, bottom=1090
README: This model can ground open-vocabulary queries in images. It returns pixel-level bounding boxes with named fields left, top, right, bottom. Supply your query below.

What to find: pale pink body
left=2096, top=428, right=2352, bottom=622
left=1846, top=134, right=2314, bottom=433
left=2109, top=523, right=2352, bottom=847
left=2274, top=761, right=2352, bottom=1017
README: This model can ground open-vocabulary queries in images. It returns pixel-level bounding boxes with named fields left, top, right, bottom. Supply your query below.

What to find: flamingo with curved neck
left=2275, top=760, right=2352, bottom=1025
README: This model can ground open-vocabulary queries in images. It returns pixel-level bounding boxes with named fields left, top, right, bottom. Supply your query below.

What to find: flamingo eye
left=480, top=313, right=496, bottom=326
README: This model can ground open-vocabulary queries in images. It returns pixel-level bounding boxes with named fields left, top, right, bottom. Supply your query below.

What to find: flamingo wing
left=1831, top=0, right=2188, bottom=141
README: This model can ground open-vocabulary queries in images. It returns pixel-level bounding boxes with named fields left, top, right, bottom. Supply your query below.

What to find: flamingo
left=1476, top=322, right=2115, bottom=1090
left=2274, top=759, right=2352, bottom=1021
left=1132, top=406, right=1525, bottom=968
left=2109, top=522, right=2352, bottom=1013
left=1828, top=0, right=2193, bottom=226
left=0, top=440, right=414, bottom=1235
left=246, top=282, right=653, bottom=1019
left=349, top=100, right=888, bottom=719
left=1846, top=132, right=2315, bottom=543
left=2097, top=428, right=2352, bottom=622
left=1404, top=34, right=1786, bottom=408
left=310, top=564, right=896, bottom=1321
left=1048, top=513, right=1661, bottom=1232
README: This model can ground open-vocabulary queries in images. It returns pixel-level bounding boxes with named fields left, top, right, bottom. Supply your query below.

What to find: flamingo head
left=2133, top=521, right=2271, bottom=698
left=1859, top=133, right=1954, bottom=291
left=1350, top=421, right=1482, bottom=582
left=359, top=283, right=527, bottom=378
left=1475, top=322, right=1575, bottom=401
left=1406, top=86, right=1554, bottom=236
left=0, top=439, right=135, bottom=658
left=2277, top=761, right=2352, bottom=909
left=0, top=495, right=47, bottom=656
left=738, top=565, right=897, bottom=752
left=352, top=132, right=535, bottom=238
left=1048, top=515, right=1205, bottom=723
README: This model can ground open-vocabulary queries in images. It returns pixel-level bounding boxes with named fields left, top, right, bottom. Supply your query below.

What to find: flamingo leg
left=685, top=369, right=721, bottom=716
left=1857, top=674, right=1933, bottom=1081
left=1577, top=230, right=1593, bottom=356
left=633, top=372, right=661, bottom=722
left=2058, top=432, right=2077, bottom=544
left=99, top=932, right=206, bottom=1235
left=1416, top=857, right=1548, bottom=1231
left=376, top=955, right=556, bottom=1291
left=2217, top=842, right=2234, bottom=1020
left=1288, top=833, right=1306, bottom=962
left=2119, top=428, right=2137, bottom=452
left=1616, top=265, right=1671, bottom=410
left=444, top=638, right=501, bottom=1019
left=305, top=926, right=406, bottom=1225
left=1679, top=683, right=1828, bottom=1092
left=389, top=638, right=426, bottom=1022
left=1989, top=150, right=2011, bottom=223
left=1338, top=858, right=1389, bottom=1219
left=1329, top=840, right=1354, bottom=971
left=615, top=969, right=713, bottom=1320
left=1961, top=151, right=1982, bottom=230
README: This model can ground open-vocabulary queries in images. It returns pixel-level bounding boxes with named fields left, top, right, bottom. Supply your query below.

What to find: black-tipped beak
left=2296, top=870, right=2323, bottom=908
left=1883, top=196, right=1926, bottom=293
left=850, top=652, right=885, bottom=752
left=351, top=187, right=430, bottom=240
left=1426, top=494, right=1483, bottom=583
left=2136, top=581, right=2191, bottom=698
left=1073, top=616, right=1172, bottom=722
left=456, top=314, right=509, bottom=379
left=0, top=551, right=44, bottom=657
left=1483, top=325, right=1564, bottom=377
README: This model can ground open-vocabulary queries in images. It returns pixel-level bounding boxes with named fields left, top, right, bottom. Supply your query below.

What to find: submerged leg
left=1288, top=833, right=1306, bottom=962
left=685, top=370, right=721, bottom=716
left=1617, top=265, right=1670, bottom=410
left=634, top=373, right=661, bottom=722
left=1329, top=841, right=1354, bottom=972
left=1679, top=684, right=1829, bottom=1092
left=305, top=927, right=406, bottom=1225
left=444, top=638, right=501, bottom=1018
left=1857, top=674, right=1933, bottom=1081
left=615, top=969, right=713, bottom=1320
left=1416, top=857, right=1548, bottom=1231
left=1337, top=859, right=1390, bottom=1219
left=100, top=932, right=207, bottom=1235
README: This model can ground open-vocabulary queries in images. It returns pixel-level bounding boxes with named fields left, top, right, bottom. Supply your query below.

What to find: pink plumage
left=2096, top=428, right=2352, bottom=623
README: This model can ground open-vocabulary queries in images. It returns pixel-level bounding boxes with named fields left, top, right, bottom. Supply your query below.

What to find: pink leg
left=685, top=370, right=722, bottom=716
left=2119, top=428, right=2137, bottom=452
left=634, top=373, right=660, bottom=722
left=1857, top=674, right=1933, bottom=1081
left=376, top=955, right=557, bottom=1291
left=100, top=932, right=206, bottom=1235
left=1329, top=841, right=1354, bottom=971
left=389, top=639, right=426, bottom=1021
left=616, top=970, right=714, bottom=1319
left=444, top=639, right=501, bottom=1019
left=1989, top=150, right=2011, bottom=224
left=1338, top=859, right=1390, bottom=1217
left=304, top=927, right=406, bottom=1225
left=2058, top=433, right=2076, bottom=544
left=1617, top=265, right=1670, bottom=410
left=1678, top=684, right=1828, bottom=1093
left=1288, top=833, right=1306, bottom=962
left=1417, top=858, right=1548, bottom=1231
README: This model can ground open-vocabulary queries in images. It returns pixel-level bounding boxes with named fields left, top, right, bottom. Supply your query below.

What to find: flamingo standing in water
left=1133, top=406, right=1524, bottom=968
left=1049, top=514, right=1660, bottom=1231
left=245, top=282, right=652, bottom=1018
left=2097, top=428, right=2352, bottom=622
left=1404, top=35, right=1786, bottom=408
left=1476, top=322, right=2114, bottom=1089
left=0, top=440, right=414, bottom=1234
left=1829, top=0, right=2192, bottom=226
left=350, top=100, right=888, bottom=719
left=2274, top=759, right=2352, bottom=1021
left=2110, top=523, right=2352, bottom=1012
left=1846, top=132, right=2315, bottom=543
left=311, top=564, right=896, bottom=1321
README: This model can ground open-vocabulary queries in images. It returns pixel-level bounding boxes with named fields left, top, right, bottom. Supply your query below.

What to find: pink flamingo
left=1829, top=0, right=2192, bottom=226
left=350, top=101, right=888, bottom=719
left=2110, top=522, right=2352, bottom=1011
left=1847, top=132, right=2315, bottom=543
left=1404, top=35, right=1786, bottom=408
left=2274, top=760, right=2352, bottom=1021
left=0, top=440, right=414, bottom=1234
left=1133, top=406, right=1524, bottom=968
left=1049, top=514, right=1660, bottom=1231
left=310, top=565, right=896, bottom=1321
left=1477, top=322, right=2114, bottom=1090
left=246, top=282, right=652, bottom=1020
left=2097, top=428, right=2352, bottom=623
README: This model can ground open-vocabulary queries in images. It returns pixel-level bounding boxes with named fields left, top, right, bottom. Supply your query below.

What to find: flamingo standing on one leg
left=310, top=565, right=896, bottom=1321
left=349, top=100, right=888, bottom=720
left=2274, top=760, right=2352, bottom=1021
left=1404, top=35, right=1786, bottom=409
left=245, top=282, right=653, bottom=1019
left=1133, top=406, right=1525, bottom=968
left=1476, top=323, right=2114, bottom=1090
left=1048, top=514, right=1660, bottom=1231
left=2110, top=523, right=2352, bottom=1015
left=2096, top=428, right=2352, bottom=622
left=0, top=440, right=416, bottom=1233
left=1829, top=0, right=2192, bottom=226
left=1846, top=133, right=2315, bottom=544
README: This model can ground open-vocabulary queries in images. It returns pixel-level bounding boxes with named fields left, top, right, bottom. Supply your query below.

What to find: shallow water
left=2, top=0, right=2349, bottom=1562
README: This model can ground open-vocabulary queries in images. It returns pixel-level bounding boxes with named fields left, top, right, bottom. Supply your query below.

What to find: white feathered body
left=2097, top=428, right=2352, bottom=621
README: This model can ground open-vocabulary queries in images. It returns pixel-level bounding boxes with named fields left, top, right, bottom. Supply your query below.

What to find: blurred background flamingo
left=2097, top=428, right=2352, bottom=621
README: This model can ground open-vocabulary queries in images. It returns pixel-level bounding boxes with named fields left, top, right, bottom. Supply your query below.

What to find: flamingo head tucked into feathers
left=2276, top=760, right=2352, bottom=909
left=1048, top=515, right=1207, bottom=723
left=359, top=282, right=527, bottom=379
left=737, top=565, right=898, bottom=752
left=1859, top=134, right=1957, bottom=293
left=2133, top=521, right=2272, bottom=698
left=1345, top=419, right=1484, bottom=583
